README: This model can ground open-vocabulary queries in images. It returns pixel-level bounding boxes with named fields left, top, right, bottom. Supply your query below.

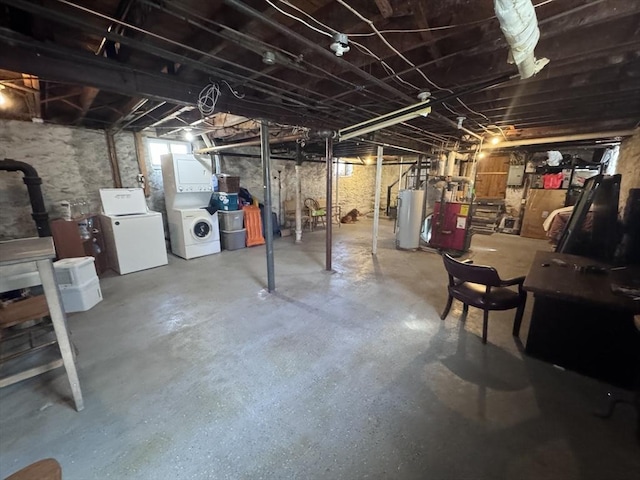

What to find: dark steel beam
left=0, top=32, right=334, bottom=125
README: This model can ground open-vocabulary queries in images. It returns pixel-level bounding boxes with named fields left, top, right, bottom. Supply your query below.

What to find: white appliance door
left=100, top=188, right=148, bottom=215
left=111, top=213, right=168, bottom=274
left=174, top=154, right=213, bottom=192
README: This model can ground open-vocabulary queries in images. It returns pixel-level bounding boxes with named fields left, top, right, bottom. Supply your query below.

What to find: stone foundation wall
left=0, top=119, right=138, bottom=240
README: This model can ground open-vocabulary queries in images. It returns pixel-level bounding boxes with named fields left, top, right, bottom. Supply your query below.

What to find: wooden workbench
left=0, top=237, right=84, bottom=411
left=523, top=251, right=640, bottom=388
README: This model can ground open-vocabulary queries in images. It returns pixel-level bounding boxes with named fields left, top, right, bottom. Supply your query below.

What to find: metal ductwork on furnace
left=494, top=0, right=549, bottom=79
left=0, top=158, right=51, bottom=237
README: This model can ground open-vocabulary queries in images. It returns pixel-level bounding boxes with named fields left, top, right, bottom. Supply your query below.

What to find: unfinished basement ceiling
left=0, top=0, right=638, bottom=152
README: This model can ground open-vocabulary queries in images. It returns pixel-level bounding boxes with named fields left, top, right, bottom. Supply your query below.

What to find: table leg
left=36, top=259, right=84, bottom=411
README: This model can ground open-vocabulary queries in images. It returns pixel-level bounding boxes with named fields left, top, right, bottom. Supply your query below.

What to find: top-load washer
left=99, top=188, right=168, bottom=274
left=167, top=208, right=220, bottom=259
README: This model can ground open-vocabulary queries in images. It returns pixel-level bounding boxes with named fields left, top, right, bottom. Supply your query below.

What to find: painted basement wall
left=0, top=119, right=139, bottom=240
left=219, top=148, right=412, bottom=217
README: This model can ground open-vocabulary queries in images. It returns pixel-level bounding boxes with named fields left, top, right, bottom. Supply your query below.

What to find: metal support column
left=295, top=144, right=303, bottom=243
left=325, top=137, right=333, bottom=271
left=260, top=122, right=275, bottom=292
left=372, top=145, right=384, bottom=255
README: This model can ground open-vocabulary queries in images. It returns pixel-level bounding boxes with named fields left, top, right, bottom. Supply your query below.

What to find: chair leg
left=482, top=310, right=489, bottom=344
left=441, top=296, right=453, bottom=320
left=461, top=303, right=469, bottom=321
left=512, top=298, right=526, bottom=337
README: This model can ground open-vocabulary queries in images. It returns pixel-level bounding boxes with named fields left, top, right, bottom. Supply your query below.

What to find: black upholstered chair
left=440, top=253, right=527, bottom=344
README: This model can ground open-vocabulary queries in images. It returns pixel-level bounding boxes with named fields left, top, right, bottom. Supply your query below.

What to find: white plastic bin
left=54, top=257, right=97, bottom=287
left=218, top=210, right=244, bottom=231
left=59, top=276, right=103, bottom=313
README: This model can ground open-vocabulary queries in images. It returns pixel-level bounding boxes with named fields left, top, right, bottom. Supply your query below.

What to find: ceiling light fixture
left=330, top=32, right=350, bottom=57
left=262, top=51, right=276, bottom=65
left=0, top=85, right=6, bottom=107
left=339, top=100, right=432, bottom=141
left=478, top=152, right=486, bottom=159
left=491, top=136, right=500, bottom=145
left=184, top=129, right=194, bottom=141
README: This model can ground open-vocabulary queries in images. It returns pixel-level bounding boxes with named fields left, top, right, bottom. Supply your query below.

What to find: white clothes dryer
left=168, top=208, right=221, bottom=259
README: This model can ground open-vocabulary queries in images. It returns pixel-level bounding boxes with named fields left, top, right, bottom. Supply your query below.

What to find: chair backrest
left=442, top=254, right=502, bottom=287
left=284, top=199, right=296, bottom=212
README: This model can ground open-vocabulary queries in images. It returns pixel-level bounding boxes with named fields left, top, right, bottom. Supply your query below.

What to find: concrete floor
left=1, top=219, right=639, bottom=479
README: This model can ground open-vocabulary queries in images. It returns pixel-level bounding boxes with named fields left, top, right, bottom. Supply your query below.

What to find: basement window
left=335, top=160, right=353, bottom=177
left=147, top=138, right=191, bottom=169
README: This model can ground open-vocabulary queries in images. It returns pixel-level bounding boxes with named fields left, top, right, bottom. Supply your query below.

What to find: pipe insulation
left=494, top=0, right=549, bottom=79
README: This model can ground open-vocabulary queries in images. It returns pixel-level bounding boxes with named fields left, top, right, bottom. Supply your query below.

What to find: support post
left=334, top=158, right=339, bottom=222
left=260, top=122, right=276, bottom=292
left=325, top=137, right=334, bottom=271
left=295, top=144, right=303, bottom=243
left=133, top=132, right=150, bottom=197
left=372, top=145, right=383, bottom=255
left=105, top=130, right=122, bottom=188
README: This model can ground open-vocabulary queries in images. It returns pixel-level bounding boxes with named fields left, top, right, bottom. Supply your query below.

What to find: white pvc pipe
left=485, top=130, right=635, bottom=149
left=372, top=145, right=383, bottom=255
left=295, top=164, right=302, bottom=243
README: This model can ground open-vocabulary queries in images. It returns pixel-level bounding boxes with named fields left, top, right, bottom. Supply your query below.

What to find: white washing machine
left=168, top=208, right=220, bottom=260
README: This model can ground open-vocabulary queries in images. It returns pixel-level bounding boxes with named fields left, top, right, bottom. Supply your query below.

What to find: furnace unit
left=427, top=201, right=473, bottom=253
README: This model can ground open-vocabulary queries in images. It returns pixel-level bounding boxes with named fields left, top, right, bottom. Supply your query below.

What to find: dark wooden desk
left=523, top=251, right=640, bottom=388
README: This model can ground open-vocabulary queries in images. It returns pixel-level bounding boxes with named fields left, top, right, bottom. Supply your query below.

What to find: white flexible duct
left=494, top=0, right=549, bottom=79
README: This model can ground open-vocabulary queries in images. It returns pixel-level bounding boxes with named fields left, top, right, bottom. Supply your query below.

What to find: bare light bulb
left=478, top=152, right=486, bottom=159
left=491, top=136, right=500, bottom=145
left=184, top=129, right=194, bottom=141
left=0, top=91, right=6, bottom=107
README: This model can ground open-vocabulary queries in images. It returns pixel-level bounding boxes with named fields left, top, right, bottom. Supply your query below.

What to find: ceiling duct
left=494, top=0, right=549, bottom=79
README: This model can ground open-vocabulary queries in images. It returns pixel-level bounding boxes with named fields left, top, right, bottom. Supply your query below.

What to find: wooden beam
left=374, top=0, right=394, bottom=19
left=410, top=0, right=442, bottom=66
left=21, top=73, right=41, bottom=118
left=105, top=131, right=123, bottom=188
left=76, top=86, right=100, bottom=124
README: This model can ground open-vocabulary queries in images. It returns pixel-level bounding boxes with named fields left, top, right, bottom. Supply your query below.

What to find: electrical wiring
left=197, top=82, right=220, bottom=116
left=335, top=0, right=446, bottom=92
left=197, top=80, right=247, bottom=116
left=266, top=0, right=332, bottom=37
left=348, top=0, right=555, bottom=37
left=272, top=0, right=423, bottom=93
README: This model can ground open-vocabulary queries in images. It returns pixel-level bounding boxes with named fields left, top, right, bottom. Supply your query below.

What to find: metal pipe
left=372, top=145, right=384, bottom=255
left=325, top=137, right=334, bottom=271
left=0, top=158, right=50, bottom=237
left=8, top=0, right=325, bottom=111
left=484, top=130, right=636, bottom=149
left=260, top=122, right=276, bottom=293
left=195, top=135, right=303, bottom=154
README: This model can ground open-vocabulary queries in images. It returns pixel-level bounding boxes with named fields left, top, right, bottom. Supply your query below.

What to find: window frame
left=146, top=138, right=192, bottom=169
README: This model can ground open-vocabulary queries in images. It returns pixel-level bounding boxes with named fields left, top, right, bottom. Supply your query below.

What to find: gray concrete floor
left=1, top=218, right=639, bottom=479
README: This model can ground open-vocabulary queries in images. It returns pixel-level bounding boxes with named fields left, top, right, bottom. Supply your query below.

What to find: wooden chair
left=304, top=198, right=326, bottom=231
left=283, top=199, right=310, bottom=230
left=5, top=459, right=62, bottom=480
left=440, top=253, right=527, bottom=344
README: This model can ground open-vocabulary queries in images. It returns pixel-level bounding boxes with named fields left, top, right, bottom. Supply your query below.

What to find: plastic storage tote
left=54, top=257, right=98, bottom=287
left=59, top=276, right=103, bottom=313
left=221, top=229, right=247, bottom=250
left=218, top=210, right=244, bottom=231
